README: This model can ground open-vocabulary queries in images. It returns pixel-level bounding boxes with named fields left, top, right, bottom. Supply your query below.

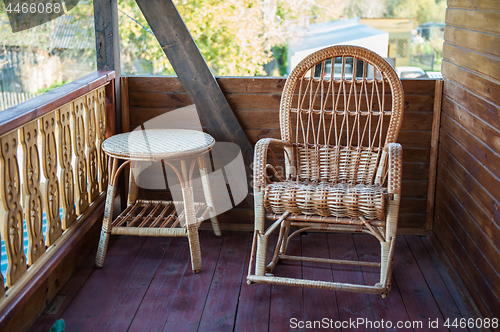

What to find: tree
left=343, top=0, right=387, bottom=19
left=116, top=0, right=340, bottom=76
left=386, top=0, right=446, bottom=26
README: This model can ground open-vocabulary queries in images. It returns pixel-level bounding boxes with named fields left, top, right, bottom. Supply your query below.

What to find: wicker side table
left=95, top=129, right=221, bottom=273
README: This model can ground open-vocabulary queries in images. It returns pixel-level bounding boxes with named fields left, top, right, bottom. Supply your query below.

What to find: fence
left=0, top=92, right=39, bottom=112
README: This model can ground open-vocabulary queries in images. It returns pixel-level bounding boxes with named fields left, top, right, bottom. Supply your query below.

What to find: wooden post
left=94, top=0, right=121, bottom=134
left=426, top=80, right=444, bottom=231
left=94, top=0, right=126, bottom=209
left=135, top=0, right=254, bottom=208
left=121, top=77, right=130, bottom=201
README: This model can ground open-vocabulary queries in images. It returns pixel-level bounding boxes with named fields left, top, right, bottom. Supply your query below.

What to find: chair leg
left=378, top=197, right=400, bottom=296
left=267, top=219, right=290, bottom=273
left=251, top=190, right=268, bottom=276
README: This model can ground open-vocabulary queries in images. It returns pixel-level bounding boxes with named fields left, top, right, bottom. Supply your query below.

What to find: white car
left=395, top=66, right=428, bottom=79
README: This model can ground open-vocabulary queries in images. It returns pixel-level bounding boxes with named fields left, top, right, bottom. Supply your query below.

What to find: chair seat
left=264, top=180, right=388, bottom=220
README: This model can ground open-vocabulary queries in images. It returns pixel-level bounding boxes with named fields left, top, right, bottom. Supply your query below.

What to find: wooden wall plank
left=437, top=162, right=500, bottom=245
left=127, top=77, right=436, bottom=95
left=232, top=110, right=434, bottom=130
left=443, top=97, right=500, bottom=153
left=441, top=112, right=500, bottom=177
left=244, top=129, right=432, bottom=147
left=434, top=182, right=500, bottom=298
left=439, top=131, right=500, bottom=199
left=434, top=202, right=500, bottom=317
left=443, top=79, right=500, bottom=126
left=129, top=108, right=434, bottom=133
left=422, top=236, right=480, bottom=324
left=120, top=77, right=130, bottom=133
left=446, top=8, right=500, bottom=34
left=442, top=61, right=500, bottom=106
left=447, top=0, right=500, bottom=10
left=437, top=169, right=499, bottom=278
left=128, top=92, right=434, bottom=113
left=433, top=221, right=494, bottom=318
left=439, top=147, right=500, bottom=231
left=443, top=43, right=500, bottom=82
left=445, top=26, right=500, bottom=58
left=426, top=80, right=443, bottom=230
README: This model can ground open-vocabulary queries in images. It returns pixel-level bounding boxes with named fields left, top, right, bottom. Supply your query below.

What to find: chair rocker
left=247, top=45, right=404, bottom=297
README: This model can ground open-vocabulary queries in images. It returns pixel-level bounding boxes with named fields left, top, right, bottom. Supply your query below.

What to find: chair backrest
left=280, top=45, right=404, bottom=185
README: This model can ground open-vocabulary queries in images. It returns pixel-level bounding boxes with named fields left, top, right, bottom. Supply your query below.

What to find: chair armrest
left=253, top=138, right=293, bottom=190
left=386, top=143, right=403, bottom=195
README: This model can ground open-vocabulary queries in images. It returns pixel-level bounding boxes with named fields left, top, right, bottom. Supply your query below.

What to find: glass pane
left=118, top=1, right=173, bottom=75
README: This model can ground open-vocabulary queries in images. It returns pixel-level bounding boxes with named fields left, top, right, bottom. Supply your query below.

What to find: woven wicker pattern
left=248, top=45, right=404, bottom=297
left=279, top=45, right=403, bottom=189
left=102, top=129, right=214, bottom=161
left=264, top=181, right=388, bottom=220
left=296, top=145, right=380, bottom=184
left=110, top=200, right=213, bottom=235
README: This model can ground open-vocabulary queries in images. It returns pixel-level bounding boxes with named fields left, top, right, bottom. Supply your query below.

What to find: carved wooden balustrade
left=0, top=71, right=115, bottom=312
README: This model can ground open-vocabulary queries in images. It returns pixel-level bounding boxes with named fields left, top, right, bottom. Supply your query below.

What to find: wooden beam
left=426, top=80, right=443, bottom=231
left=135, top=0, right=254, bottom=208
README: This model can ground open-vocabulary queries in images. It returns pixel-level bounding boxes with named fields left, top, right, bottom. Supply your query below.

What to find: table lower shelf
left=110, top=199, right=213, bottom=237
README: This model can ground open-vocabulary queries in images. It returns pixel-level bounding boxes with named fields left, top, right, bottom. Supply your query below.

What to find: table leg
left=198, top=154, right=221, bottom=236
left=180, top=159, right=202, bottom=273
left=128, top=162, right=139, bottom=206
left=95, top=157, right=119, bottom=267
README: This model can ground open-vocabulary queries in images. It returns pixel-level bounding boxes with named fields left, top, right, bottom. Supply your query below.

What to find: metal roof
left=289, top=18, right=388, bottom=54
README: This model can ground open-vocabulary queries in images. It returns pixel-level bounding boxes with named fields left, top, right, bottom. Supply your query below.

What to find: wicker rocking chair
left=247, top=45, right=404, bottom=297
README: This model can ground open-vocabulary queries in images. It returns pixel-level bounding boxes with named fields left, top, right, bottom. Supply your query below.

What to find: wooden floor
left=29, top=231, right=476, bottom=332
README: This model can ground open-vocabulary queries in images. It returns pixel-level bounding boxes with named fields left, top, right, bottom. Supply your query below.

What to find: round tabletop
left=102, top=129, right=215, bottom=161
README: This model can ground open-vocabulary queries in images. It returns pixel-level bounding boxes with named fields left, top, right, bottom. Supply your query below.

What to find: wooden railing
left=0, top=71, right=114, bottom=310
